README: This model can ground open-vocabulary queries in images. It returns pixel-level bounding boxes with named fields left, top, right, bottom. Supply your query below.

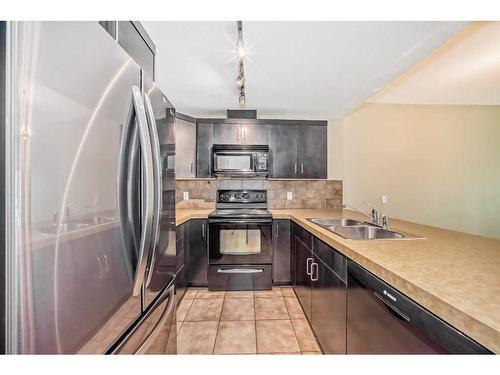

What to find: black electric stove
left=207, top=190, right=273, bottom=291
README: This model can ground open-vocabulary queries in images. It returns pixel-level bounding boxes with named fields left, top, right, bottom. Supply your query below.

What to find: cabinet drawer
left=208, top=264, right=272, bottom=291
left=293, top=222, right=312, bottom=249
left=313, top=237, right=347, bottom=283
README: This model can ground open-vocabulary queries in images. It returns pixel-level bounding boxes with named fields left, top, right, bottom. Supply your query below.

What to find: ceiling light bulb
left=237, top=45, right=245, bottom=59
left=236, top=76, right=245, bottom=88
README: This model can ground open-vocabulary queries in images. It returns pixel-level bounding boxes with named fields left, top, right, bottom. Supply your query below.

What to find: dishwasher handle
left=373, top=291, right=410, bottom=322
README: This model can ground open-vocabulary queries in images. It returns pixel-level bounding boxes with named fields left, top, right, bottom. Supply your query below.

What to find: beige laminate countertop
left=176, top=208, right=500, bottom=353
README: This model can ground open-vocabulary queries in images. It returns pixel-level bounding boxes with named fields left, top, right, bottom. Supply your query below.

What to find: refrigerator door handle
left=118, top=87, right=139, bottom=279
left=127, top=126, right=140, bottom=251
left=143, top=93, right=163, bottom=288
left=135, top=284, right=175, bottom=354
left=131, top=85, right=155, bottom=296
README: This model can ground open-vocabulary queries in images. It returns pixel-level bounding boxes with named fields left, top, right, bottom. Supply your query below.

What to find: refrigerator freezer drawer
left=109, top=282, right=176, bottom=354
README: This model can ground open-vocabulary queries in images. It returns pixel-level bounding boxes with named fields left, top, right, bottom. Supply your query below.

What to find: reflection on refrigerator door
left=3, top=21, right=175, bottom=354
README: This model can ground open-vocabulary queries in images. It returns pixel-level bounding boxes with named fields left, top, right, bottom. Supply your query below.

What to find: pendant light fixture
left=236, top=21, right=246, bottom=106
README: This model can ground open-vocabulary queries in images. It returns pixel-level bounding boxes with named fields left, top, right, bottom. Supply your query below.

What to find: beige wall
left=329, top=103, right=500, bottom=239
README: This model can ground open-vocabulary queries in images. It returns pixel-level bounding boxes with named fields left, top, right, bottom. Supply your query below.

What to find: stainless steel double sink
left=307, top=218, right=407, bottom=240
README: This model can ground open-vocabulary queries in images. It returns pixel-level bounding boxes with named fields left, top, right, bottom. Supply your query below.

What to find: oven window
left=216, top=154, right=251, bottom=170
left=220, top=228, right=261, bottom=255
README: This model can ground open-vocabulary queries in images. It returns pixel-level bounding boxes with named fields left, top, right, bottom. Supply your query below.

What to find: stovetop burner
left=208, top=189, right=272, bottom=220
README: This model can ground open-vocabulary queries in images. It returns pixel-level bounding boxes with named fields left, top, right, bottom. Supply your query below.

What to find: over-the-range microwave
left=212, top=144, right=269, bottom=177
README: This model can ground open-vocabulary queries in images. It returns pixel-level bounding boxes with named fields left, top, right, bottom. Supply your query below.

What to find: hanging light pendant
left=236, top=20, right=246, bottom=107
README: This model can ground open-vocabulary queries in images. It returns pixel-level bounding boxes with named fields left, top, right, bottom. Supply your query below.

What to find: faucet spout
left=343, top=202, right=381, bottom=226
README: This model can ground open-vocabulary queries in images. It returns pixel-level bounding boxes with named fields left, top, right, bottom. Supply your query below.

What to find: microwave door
left=214, top=152, right=254, bottom=174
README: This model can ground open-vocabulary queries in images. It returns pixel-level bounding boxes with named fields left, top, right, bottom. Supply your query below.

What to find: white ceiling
left=369, top=22, right=500, bottom=105
left=143, top=21, right=468, bottom=119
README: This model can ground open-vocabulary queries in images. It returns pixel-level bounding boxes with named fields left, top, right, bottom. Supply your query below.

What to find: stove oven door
left=208, top=219, right=273, bottom=265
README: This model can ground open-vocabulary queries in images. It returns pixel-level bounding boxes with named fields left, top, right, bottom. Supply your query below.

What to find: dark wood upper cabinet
left=213, top=123, right=242, bottom=144
left=196, top=123, right=213, bottom=177
left=241, top=124, right=269, bottom=144
left=269, top=124, right=299, bottom=178
left=298, top=125, right=327, bottom=179
left=213, top=123, right=268, bottom=145
left=269, top=123, right=327, bottom=179
left=195, top=118, right=327, bottom=179
left=175, top=115, right=197, bottom=178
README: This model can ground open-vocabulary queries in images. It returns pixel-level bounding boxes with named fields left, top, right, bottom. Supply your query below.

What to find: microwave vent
left=227, top=109, right=257, bottom=119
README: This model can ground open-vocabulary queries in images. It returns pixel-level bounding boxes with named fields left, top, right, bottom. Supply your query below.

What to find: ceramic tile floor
left=176, top=287, right=322, bottom=355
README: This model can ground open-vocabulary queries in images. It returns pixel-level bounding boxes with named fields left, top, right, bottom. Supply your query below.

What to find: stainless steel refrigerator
left=1, top=21, right=177, bottom=354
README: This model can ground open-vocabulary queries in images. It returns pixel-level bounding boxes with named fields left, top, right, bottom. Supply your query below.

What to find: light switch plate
left=381, top=195, right=388, bottom=204
left=183, top=192, right=189, bottom=201
left=287, top=192, right=293, bottom=200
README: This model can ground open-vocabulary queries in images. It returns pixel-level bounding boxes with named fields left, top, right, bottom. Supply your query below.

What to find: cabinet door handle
left=311, top=262, right=319, bottom=281
left=301, top=163, right=304, bottom=174
left=97, top=257, right=103, bottom=279
left=276, top=223, right=279, bottom=238
left=190, top=162, right=194, bottom=173
left=294, top=163, right=297, bottom=174
left=202, top=223, right=206, bottom=238
left=306, top=257, right=313, bottom=276
left=103, top=254, right=109, bottom=272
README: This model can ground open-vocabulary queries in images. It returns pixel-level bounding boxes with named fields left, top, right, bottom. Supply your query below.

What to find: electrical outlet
left=183, top=192, right=189, bottom=201
left=287, top=192, right=293, bottom=200
left=381, top=195, right=388, bottom=204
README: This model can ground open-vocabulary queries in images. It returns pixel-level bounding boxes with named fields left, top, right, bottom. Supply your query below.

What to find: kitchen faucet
left=343, top=202, right=388, bottom=228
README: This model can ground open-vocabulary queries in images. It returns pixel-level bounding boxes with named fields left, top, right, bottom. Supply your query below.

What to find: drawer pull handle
left=217, top=268, right=264, bottom=274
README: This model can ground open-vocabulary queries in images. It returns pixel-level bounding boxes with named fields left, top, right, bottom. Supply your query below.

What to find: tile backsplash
left=175, top=178, right=343, bottom=210
left=266, top=179, right=342, bottom=209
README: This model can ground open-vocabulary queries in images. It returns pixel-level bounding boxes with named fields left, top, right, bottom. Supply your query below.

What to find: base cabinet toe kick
left=287, top=221, right=492, bottom=355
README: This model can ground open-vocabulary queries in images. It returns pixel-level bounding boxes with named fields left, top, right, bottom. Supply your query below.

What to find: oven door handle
left=208, top=218, right=273, bottom=224
left=217, top=268, right=264, bottom=274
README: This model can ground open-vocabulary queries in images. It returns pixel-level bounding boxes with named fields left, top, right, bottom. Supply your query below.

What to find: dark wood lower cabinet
left=273, top=219, right=291, bottom=285
left=292, top=222, right=347, bottom=354
left=311, top=254, right=347, bottom=354
left=175, top=224, right=187, bottom=302
left=187, top=219, right=208, bottom=287
left=289, top=223, right=489, bottom=355
left=293, top=236, right=313, bottom=321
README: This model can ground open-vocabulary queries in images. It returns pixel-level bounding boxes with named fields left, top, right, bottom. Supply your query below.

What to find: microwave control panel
left=255, top=152, right=268, bottom=171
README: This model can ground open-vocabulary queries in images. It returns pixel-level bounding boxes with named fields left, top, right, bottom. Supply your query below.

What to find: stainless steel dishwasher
left=346, top=260, right=491, bottom=354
